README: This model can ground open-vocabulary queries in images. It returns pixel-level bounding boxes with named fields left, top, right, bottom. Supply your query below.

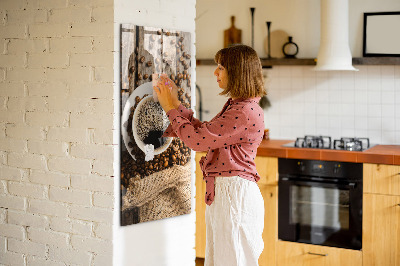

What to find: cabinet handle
left=307, top=252, right=328, bottom=256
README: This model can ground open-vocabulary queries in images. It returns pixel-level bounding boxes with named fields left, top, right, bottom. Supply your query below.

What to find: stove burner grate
left=333, top=137, right=370, bottom=151
left=295, top=135, right=332, bottom=149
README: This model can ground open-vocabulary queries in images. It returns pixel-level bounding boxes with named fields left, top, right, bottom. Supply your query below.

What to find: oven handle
left=280, top=177, right=356, bottom=189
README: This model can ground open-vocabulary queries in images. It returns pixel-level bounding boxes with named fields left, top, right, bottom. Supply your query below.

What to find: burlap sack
left=122, top=162, right=191, bottom=222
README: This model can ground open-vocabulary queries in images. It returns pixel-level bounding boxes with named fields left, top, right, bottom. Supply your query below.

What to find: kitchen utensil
left=224, top=16, right=242, bottom=48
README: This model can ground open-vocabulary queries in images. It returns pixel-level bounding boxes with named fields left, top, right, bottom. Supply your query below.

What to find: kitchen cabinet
left=363, top=163, right=400, bottom=196
left=255, top=156, right=278, bottom=186
left=256, top=156, right=278, bottom=266
left=195, top=151, right=207, bottom=258
left=363, top=193, right=400, bottom=266
left=195, top=153, right=279, bottom=266
left=363, top=163, right=400, bottom=266
left=259, top=184, right=278, bottom=266
left=276, top=241, right=362, bottom=266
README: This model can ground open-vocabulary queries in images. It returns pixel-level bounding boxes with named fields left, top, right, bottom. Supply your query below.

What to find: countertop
left=256, top=139, right=400, bottom=165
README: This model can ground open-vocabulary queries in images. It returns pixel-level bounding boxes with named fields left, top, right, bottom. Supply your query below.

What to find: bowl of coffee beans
left=132, top=95, right=173, bottom=157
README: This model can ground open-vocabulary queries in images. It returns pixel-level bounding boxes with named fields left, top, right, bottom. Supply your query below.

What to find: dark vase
left=282, top=36, right=299, bottom=58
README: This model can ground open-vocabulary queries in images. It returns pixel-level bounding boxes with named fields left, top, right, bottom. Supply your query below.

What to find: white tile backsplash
left=382, top=90, right=395, bottom=104
left=355, top=116, right=368, bottom=131
left=368, top=117, right=382, bottom=131
left=382, top=117, right=396, bottom=131
left=196, top=65, right=400, bottom=144
left=341, top=116, right=355, bottom=129
left=381, top=66, right=395, bottom=77
left=368, top=130, right=382, bottom=143
left=341, top=89, right=355, bottom=104
left=367, top=76, right=382, bottom=91
left=395, top=118, right=400, bottom=131
left=382, top=78, right=395, bottom=91
left=367, top=91, right=381, bottom=105
left=367, top=104, right=382, bottom=118
left=341, top=104, right=355, bottom=116
left=382, top=105, right=395, bottom=118
left=383, top=131, right=396, bottom=144
left=355, top=104, right=368, bottom=117
left=316, top=115, right=330, bottom=128
left=396, top=105, right=400, bottom=117
left=316, top=89, right=329, bottom=103
left=328, top=88, right=342, bottom=103
left=316, top=103, right=330, bottom=116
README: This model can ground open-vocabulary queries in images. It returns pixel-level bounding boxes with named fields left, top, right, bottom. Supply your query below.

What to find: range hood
left=314, top=0, right=358, bottom=71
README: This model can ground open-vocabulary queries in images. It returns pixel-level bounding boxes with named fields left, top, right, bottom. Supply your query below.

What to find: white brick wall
left=0, top=0, right=114, bottom=265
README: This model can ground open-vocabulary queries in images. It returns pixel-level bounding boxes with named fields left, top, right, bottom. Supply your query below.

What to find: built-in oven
left=278, top=158, right=363, bottom=250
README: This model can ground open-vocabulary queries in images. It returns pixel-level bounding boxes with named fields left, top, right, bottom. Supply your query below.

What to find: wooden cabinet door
left=363, top=193, right=400, bottom=266
left=195, top=152, right=207, bottom=258
left=255, top=156, right=278, bottom=186
left=277, top=241, right=362, bottom=266
left=364, top=164, right=400, bottom=196
left=259, top=185, right=278, bottom=266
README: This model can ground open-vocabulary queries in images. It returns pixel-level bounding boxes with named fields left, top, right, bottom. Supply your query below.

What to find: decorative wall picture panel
left=120, top=24, right=192, bottom=226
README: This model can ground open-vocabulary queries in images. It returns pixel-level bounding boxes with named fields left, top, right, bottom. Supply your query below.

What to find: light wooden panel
left=363, top=193, right=400, bottom=266
left=259, top=185, right=278, bottom=266
left=255, top=156, right=278, bottom=186
left=195, top=152, right=207, bottom=258
left=276, top=241, right=362, bottom=266
left=364, top=164, right=400, bottom=196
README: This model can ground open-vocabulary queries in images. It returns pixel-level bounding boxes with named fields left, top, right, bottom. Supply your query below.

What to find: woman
left=155, top=44, right=266, bottom=266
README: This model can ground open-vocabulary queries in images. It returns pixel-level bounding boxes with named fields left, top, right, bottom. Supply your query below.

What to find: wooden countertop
left=256, top=139, right=400, bottom=165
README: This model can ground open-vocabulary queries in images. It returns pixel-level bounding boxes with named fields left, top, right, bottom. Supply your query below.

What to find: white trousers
left=205, top=176, right=264, bottom=266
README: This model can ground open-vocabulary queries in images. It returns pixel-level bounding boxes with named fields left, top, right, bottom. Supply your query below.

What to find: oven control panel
left=280, top=158, right=362, bottom=180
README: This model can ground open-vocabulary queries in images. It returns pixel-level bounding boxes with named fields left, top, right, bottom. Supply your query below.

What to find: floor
left=195, top=257, right=205, bottom=266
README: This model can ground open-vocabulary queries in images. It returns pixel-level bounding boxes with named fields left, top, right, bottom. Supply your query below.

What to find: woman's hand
left=154, top=77, right=176, bottom=113
left=159, top=75, right=181, bottom=109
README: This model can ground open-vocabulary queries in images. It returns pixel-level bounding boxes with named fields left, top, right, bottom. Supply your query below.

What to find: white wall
left=113, top=1, right=197, bottom=266
left=0, top=0, right=114, bottom=265
left=196, top=0, right=400, bottom=58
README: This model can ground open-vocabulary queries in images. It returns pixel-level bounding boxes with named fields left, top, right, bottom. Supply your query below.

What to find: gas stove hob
left=282, top=135, right=374, bottom=151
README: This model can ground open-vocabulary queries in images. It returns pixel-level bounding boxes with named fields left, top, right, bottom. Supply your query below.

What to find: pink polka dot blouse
left=162, top=97, right=265, bottom=205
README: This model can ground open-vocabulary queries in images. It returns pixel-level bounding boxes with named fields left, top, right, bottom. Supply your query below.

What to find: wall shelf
left=352, top=57, right=400, bottom=65
left=196, top=57, right=400, bottom=67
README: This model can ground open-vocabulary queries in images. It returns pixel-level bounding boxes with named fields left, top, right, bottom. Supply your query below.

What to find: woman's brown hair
left=214, top=44, right=267, bottom=99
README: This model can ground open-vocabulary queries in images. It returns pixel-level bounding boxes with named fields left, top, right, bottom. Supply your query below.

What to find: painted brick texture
left=0, top=0, right=114, bottom=265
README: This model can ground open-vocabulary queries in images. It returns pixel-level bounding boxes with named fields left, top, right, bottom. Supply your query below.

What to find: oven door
left=278, top=176, right=362, bottom=250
